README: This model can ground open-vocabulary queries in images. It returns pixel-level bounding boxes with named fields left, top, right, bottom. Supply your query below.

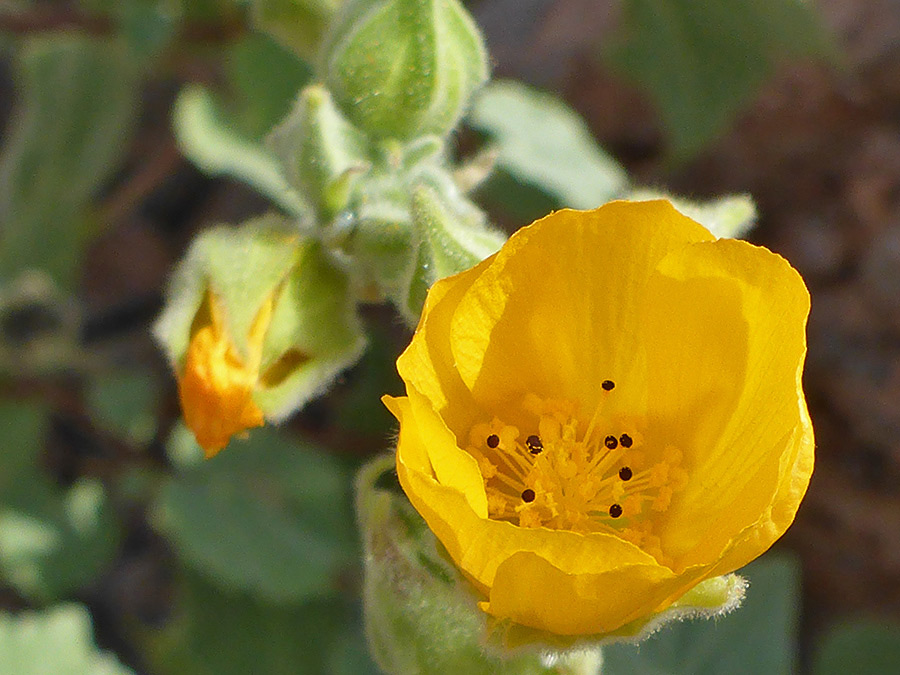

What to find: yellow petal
left=178, top=292, right=268, bottom=457
left=448, top=201, right=714, bottom=419
left=407, top=387, right=488, bottom=517
left=705, top=409, right=814, bottom=576
left=643, top=238, right=813, bottom=567
left=484, top=550, right=704, bottom=635
left=397, top=256, right=494, bottom=435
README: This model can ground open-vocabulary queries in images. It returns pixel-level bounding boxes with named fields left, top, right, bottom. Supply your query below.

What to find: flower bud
left=269, top=84, right=371, bottom=220
left=154, top=215, right=365, bottom=457
left=320, top=0, right=489, bottom=141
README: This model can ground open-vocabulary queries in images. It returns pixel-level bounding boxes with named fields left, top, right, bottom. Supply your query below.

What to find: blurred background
left=1, top=0, right=900, bottom=673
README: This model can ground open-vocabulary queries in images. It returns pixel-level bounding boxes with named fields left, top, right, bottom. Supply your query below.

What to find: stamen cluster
left=467, top=381, right=688, bottom=562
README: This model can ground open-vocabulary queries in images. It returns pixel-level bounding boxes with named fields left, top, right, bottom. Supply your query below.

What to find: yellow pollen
left=653, top=487, right=674, bottom=512
left=469, top=391, right=688, bottom=543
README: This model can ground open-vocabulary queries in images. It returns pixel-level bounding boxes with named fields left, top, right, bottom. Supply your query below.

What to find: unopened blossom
left=155, top=222, right=365, bottom=459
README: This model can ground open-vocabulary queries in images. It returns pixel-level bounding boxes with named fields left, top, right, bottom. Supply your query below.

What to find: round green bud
left=320, top=0, right=489, bottom=141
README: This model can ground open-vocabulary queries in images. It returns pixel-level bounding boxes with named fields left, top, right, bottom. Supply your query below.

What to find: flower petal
left=448, top=201, right=715, bottom=419
left=179, top=324, right=265, bottom=457
left=396, top=257, right=494, bottom=435
left=484, top=551, right=703, bottom=635
left=408, top=386, right=488, bottom=518
left=643, top=238, right=813, bottom=567
left=178, top=293, right=265, bottom=457
left=705, top=410, right=813, bottom=576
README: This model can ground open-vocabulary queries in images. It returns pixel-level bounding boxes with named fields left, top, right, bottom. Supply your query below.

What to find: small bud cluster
left=263, top=0, right=502, bottom=321
left=156, top=0, right=504, bottom=451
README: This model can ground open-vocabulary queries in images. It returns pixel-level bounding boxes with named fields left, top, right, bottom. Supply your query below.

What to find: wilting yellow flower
left=384, top=200, right=813, bottom=638
left=157, top=222, right=367, bottom=460
left=178, top=290, right=274, bottom=457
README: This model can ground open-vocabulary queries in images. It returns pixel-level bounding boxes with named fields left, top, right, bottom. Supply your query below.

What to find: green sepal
left=342, top=196, right=417, bottom=304
left=320, top=0, right=489, bottom=141
left=252, top=239, right=366, bottom=420
left=334, top=160, right=422, bottom=305
left=412, top=177, right=506, bottom=280
left=392, top=239, right=430, bottom=327
left=356, top=456, right=598, bottom=675
left=252, top=0, right=341, bottom=61
left=269, top=84, right=371, bottom=220
left=153, top=214, right=301, bottom=369
left=400, top=135, right=446, bottom=169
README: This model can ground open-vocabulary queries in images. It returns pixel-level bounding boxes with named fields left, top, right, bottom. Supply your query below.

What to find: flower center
left=466, top=380, right=688, bottom=558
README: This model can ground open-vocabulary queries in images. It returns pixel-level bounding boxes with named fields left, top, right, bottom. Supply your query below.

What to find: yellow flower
left=383, top=200, right=813, bottom=638
left=178, top=290, right=273, bottom=458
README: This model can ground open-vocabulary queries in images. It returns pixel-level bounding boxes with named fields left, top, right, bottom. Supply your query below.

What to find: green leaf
left=0, top=604, right=134, bottom=675
left=252, top=0, right=340, bottom=62
left=138, top=571, right=377, bottom=675
left=86, top=370, right=160, bottom=445
left=225, top=32, right=313, bottom=141
left=467, top=80, right=629, bottom=210
left=608, top=0, right=833, bottom=159
left=116, top=0, right=181, bottom=61
left=602, top=556, right=800, bottom=675
left=0, top=479, right=121, bottom=603
left=0, top=403, right=121, bottom=602
left=172, top=85, right=310, bottom=220
left=0, top=35, right=139, bottom=287
left=152, top=426, right=357, bottom=603
left=0, top=402, right=46, bottom=489
left=813, top=620, right=900, bottom=675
